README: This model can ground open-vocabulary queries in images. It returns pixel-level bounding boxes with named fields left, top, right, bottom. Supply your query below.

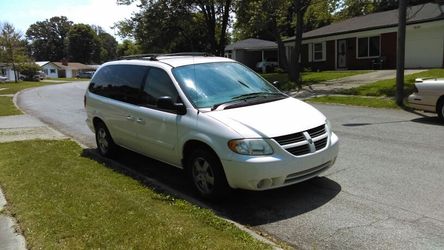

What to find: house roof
left=53, top=62, right=95, bottom=70
left=225, top=38, right=277, bottom=51
left=35, top=61, right=50, bottom=67
left=285, top=2, right=444, bottom=42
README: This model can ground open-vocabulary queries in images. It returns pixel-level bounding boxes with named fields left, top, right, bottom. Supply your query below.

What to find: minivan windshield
left=172, top=62, right=285, bottom=109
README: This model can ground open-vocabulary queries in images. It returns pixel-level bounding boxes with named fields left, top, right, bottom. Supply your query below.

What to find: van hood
left=205, top=97, right=326, bottom=138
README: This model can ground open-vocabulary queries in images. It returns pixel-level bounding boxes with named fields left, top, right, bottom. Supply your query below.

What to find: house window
left=309, top=42, right=326, bottom=62
left=357, top=36, right=380, bottom=58
left=313, top=43, right=323, bottom=61
left=50, top=69, right=56, bottom=74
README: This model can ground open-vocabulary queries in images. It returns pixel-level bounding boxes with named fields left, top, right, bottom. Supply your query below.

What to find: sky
left=0, top=0, right=139, bottom=39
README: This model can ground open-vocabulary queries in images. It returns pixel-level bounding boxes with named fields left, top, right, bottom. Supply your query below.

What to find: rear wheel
left=437, top=98, right=444, bottom=122
left=187, top=148, right=230, bottom=199
left=95, top=121, right=118, bottom=157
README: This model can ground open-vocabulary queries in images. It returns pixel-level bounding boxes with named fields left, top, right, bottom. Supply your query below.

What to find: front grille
left=286, top=145, right=311, bottom=155
left=307, top=125, right=326, bottom=138
left=273, top=132, right=305, bottom=145
left=314, top=137, right=328, bottom=150
left=273, top=124, right=328, bottom=156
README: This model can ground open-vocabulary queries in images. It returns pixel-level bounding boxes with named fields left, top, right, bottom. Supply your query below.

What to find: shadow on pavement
left=81, top=147, right=341, bottom=226
left=411, top=116, right=443, bottom=126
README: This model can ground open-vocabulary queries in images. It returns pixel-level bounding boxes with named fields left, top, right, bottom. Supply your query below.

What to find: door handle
left=126, top=115, right=135, bottom=121
left=136, top=118, right=144, bottom=124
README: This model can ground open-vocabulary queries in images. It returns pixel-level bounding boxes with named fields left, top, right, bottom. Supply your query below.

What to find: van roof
left=116, top=53, right=235, bottom=68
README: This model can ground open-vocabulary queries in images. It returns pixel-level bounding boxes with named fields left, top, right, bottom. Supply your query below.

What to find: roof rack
left=119, top=52, right=214, bottom=61
left=119, top=54, right=160, bottom=60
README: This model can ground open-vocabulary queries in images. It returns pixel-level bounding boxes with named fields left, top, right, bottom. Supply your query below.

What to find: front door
left=337, top=39, right=347, bottom=69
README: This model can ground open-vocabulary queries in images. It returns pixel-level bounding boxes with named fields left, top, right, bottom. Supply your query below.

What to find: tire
left=186, top=148, right=231, bottom=199
left=95, top=121, right=118, bottom=157
left=437, top=98, right=444, bottom=123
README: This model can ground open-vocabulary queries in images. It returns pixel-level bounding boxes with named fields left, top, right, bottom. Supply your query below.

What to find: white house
left=0, top=63, right=19, bottom=81
left=36, top=61, right=60, bottom=78
left=36, top=61, right=96, bottom=78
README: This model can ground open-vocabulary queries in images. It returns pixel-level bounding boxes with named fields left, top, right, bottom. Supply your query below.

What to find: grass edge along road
left=0, top=96, right=22, bottom=116
left=0, top=140, right=272, bottom=249
left=308, top=69, right=444, bottom=109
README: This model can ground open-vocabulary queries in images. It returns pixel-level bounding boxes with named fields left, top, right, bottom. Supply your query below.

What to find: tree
left=396, top=0, right=407, bottom=106
left=67, top=24, right=100, bottom=63
left=91, top=25, right=118, bottom=62
left=117, top=0, right=233, bottom=55
left=117, top=39, right=142, bottom=57
left=97, top=32, right=118, bottom=62
left=288, top=0, right=312, bottom=90
left=234, top=0, right=294, bottom=70
left=26, top=16, right=73, bottom=61
left=0, top=22, right=29, bottom=82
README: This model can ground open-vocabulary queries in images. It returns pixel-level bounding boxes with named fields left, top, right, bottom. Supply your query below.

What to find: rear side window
left=141, top=67, right=179, bottom=106
left=89, top=65, right=148, bottom=104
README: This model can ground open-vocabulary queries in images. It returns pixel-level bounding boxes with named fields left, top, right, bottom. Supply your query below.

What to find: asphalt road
left=17, top=82, right=444, bottom=249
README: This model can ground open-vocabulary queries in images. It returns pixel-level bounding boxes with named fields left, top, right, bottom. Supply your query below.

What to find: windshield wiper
left=211, top=92, right=286, bottom=111
left=231, top=92, right=286, bottom=100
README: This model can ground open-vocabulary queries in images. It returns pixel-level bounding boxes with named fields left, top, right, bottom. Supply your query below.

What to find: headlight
left=228, top=139, right=273, bottom=155
left=326, top=119, right=332, bottom=136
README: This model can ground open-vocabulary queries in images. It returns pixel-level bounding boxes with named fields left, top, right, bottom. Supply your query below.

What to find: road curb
left=0, top=188, right=27, bottom=250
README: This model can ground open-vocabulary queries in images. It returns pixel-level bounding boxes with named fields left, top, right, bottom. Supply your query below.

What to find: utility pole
left=396, top=0, right=407, bottom=106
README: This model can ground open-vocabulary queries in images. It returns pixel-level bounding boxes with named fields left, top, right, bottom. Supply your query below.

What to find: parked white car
left=0, top=75, right=7, bottom=83
left=407, top=78, right=444, bottom=122
left=256, top=58, right=278, bottom=73
left=85, top=54, right=339, bottom=198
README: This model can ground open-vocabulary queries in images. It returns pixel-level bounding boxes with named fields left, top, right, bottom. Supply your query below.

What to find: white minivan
left=85, top=54, right=339, bottom=198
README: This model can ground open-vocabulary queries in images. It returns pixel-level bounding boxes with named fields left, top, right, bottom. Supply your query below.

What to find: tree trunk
left=218, top=0, right=231, bottom=56
left=396, top=0, right=407, bottom=106
left=288, top=0, right=306, bottom=90
left=277, top=39, right=288, bottom=71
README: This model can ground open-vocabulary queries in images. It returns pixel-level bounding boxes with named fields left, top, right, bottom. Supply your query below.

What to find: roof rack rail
left=119, top=54, right=160, bottom=60
left=160, top=52, right=214, bottom=57
left=119, top=52, right=214, bottom=60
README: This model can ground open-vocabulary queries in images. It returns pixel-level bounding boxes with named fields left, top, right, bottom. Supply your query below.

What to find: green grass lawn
left=262, top=70, right=371, bottom=90
left=0, top=140, right=271, bottom=249
left=51, top=78, right=90, bottom=81
left=0, top=80, right=65, bottom=95
left=307, top=95, right=398, bottom=109
left=0, top=96, right=22, bottom=116
left=341, top=69, right=444, bottom=97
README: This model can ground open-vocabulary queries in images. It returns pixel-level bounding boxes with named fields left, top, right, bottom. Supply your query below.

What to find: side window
left=142, top=67, right=179, bottom=107
left=89, top=65, right=148, bottom=104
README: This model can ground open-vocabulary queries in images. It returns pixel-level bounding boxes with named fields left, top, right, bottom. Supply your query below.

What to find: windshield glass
left=172, top=62, right=282, bottom=109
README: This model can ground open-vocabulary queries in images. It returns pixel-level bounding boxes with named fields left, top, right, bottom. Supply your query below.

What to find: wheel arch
left=182, top=140, right=220, bottom=167
left=92, top=117, right=105, bottom=132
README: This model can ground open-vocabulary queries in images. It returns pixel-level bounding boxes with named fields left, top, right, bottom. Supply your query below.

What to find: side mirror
left=157, top=96, right=187, bottom=115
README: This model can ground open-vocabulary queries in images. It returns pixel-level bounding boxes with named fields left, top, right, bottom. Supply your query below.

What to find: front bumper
left=407, top=93, right=436, bottom=113
left=221, top=132, right=339, bottom=190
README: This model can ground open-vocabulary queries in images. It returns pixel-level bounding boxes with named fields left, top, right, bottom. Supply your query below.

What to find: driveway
left=293, top=69, right=426, bottom=98
left=17, top=82, right=444, bottom=249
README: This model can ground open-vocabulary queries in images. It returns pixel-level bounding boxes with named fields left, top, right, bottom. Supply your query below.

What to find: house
left=0, top=63, right=18, bottom=81
left=36, top=61, right=60, bottom=78
left=224, top=38, right=278, bottom=70
left=36, top=61, right=97, bottom=78
left=284, top=2, right=444, bottom=70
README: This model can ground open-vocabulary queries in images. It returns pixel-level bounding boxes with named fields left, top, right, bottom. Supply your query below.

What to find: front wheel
left=437, top=99, right=444, bottom=123
left=95, top=121, right=118, bottom=157
left=187, top=148, right=231, bottom=199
